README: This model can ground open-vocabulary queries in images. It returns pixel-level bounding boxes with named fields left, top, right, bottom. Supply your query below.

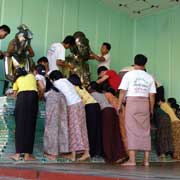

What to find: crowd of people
left=1, top=24, right=180, bottom=166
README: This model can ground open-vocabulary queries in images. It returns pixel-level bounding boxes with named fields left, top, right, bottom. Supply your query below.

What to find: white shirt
left=47, top=43, right=65, bottom=72
left=98, top=53, right=111, bottom=69
left=35, top=74, right=46, bottom=86
left=119, top=70, right=156, bottom=97
left=54, top=78, right=81, bottom=105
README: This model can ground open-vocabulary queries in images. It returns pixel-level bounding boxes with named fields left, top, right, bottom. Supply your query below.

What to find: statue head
left=70, top=31, right=91, bottom=60
left=15, top=24, right=33, bottom=47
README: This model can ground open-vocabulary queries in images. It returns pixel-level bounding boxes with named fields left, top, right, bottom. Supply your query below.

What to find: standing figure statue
left=63, top=31, right=91, bottom=87
left=4, top=24, right=35, bottom=81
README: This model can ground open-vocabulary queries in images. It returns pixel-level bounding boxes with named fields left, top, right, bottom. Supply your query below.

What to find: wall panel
left=0, top=0, right=133, bottom=94
left=135, top=6, right=180, bottom=102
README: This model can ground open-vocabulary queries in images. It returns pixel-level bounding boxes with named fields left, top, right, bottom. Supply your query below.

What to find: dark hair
left=49, top=70, right=63, bottom=81
left=68, top=74, right=82, bottom=89
left=63, top=35, right=75, bottom=46
left=134, top=54, right=147, bottom=66
left=97, top=66, right=108, bottom=75
left=0, top=25, right=11, bottom=34
left=102, top=42, right=111, bottom=51
left=45, top=77, right=59, bottom=92
left=35, top=64, right=46, bottom=76
left=14, top=67, right=27, bottom=82
left=89, top=81, right=102, bottom=93
left=101, top=83, right=116, bottom=95
left=37, top=56, right=48, bottom=64
left=168, top=97, right=179, bottom=110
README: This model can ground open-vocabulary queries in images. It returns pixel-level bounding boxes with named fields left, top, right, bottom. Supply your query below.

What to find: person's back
left=47, top=43, right=65, bottom=71
left=54, top=78, right=81, bottom=106
left=121, top=70, right=155, bottom=97
left=13, top=73, right=37, bottom=93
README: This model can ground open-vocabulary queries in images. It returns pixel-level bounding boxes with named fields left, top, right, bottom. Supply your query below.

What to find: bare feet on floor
left=115, top=157, right=128, bottom=164
left=10, top=154, right=20, bottom=161
left=77, top=153, right=90, bottom=161
left=143, top=161, right=150, bottom=166
left=121, top=160, right=136, bottom=166
left=24, top=154, right=36, bottom=161
left=62, top=153, right=76, bottom=161
left=44, top=153, right=57, bottom=160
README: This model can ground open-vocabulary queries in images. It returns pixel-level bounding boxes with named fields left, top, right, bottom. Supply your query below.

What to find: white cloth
left=35, top=74, right=46, bottom=86
left=98, top=53, right=111, bottom=69
left=119, top=70, right=156, bottom=97
left=54, top=78, right=81, bottom=105
left=47, top=43, right=65, bottom=72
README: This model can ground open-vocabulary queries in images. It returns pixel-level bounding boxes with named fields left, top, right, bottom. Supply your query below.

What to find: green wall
left=134, top=6, right=180, bottom=102
left=1, top=0, right=179, bottom=101
left=0, top=0, right=134, bottom=85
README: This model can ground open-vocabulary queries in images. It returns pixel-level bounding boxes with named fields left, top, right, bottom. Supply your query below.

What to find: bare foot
left=115, top=157, right=128, bottom=164
left=77, top=154, right=90, bottom=161
left=121, top=160, right=136, bottom=166
left=24, top=154, right=36, bottom=161
left=10, top=154, right=20, bottom=161
left=143, top=162, right=150, bottom=166
left=44, top=154, right=57, bottom=160
left=62, top=153, right=76, bottom=161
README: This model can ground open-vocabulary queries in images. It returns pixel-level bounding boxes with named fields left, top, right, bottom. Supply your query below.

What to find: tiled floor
left=0, top=162, right=180, bottom=180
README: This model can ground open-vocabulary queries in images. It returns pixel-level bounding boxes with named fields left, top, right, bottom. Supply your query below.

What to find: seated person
left=96, top=66, right=121, bottom=92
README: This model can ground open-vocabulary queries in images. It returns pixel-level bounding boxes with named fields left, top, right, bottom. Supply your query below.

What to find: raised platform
left=0, top=96, right=179, bottom=180
left=0, top=162, right=180, bottom=180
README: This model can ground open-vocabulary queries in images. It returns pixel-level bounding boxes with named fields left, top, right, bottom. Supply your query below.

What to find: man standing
left=47, top=35, right=75, bottom=73
left=117, top=54, right=156, bottom=166
left=90, top=42, right=111, bottom=69
left=0, top=25, right=11, bottom=59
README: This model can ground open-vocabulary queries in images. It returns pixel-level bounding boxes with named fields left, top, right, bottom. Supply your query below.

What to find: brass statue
left=62, top=31, right=91, bottom=87
left=4, top=24, right=35, bottom=81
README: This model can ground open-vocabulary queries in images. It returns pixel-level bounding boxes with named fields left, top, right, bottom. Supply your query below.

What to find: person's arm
left=37, top=80, right=45, bottom=98
left=56, top=59, right=74, bottom=69
left=117, top=89, right=127, bottom=113
left=149, top=93, right=155, bottom=115
left=13, top=90, right=18, bottom=98
left=27, top=46, right=35, bottom=57
left=0, top=50, right=4, bottom=59
left=96, top=74, right=109, bottom=84
left=12, top=81, right=18, bottom=98
left=90, top=53, right=106, bottom=62
left=6, top=40, right=15, bottom=57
